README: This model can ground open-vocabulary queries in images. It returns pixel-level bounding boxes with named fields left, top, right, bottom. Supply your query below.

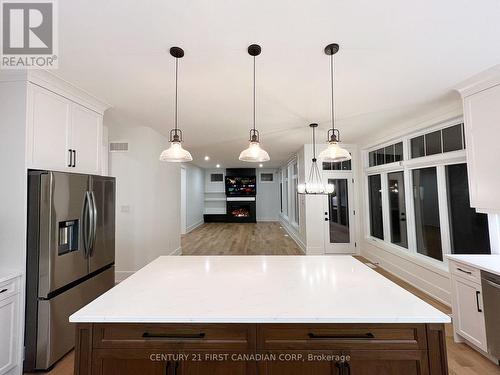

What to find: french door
left=323, top=177, right=356, bottom=254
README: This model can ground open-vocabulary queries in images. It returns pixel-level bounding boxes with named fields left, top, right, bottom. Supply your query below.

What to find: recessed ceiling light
left=204, top=156, right=210, bottom=161
left=259, top=164, right=263, bottom=168
left=216, top=164, right=220, bottom=168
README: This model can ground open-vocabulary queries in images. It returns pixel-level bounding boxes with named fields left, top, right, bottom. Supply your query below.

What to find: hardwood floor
left=181, top=222, right=304, bottom=255
left=38, top=222, right=499, bottom=374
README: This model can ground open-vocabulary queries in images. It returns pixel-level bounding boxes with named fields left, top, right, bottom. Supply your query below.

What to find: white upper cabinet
left=25, top=72, right=109, bottom=175
left=69, top=103, right=102, bottom=174
left=456, top=65, right=500, bottom=213
left=28, top=84, right=71, bottom=171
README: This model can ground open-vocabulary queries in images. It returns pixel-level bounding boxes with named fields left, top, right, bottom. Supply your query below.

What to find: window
left=323, top=160, right=351, bottom=170
left=365, top=122, right=490, bottom=264
left=282, top=168, right=288, bottom=216
left=442, top=124, right=463, bottom=153
left=210, top=173, right=223, bottom=182
left=292, top=162, right=299, bottom=225
left=369, top=142, right=403, bottom=167
left=368, top=175, right=384, bottom=240
left=388, top=171, right=408, bottom=248
left=411, top=136, right=425, bottom=158
left=410, top=123, right=465, bottom=159
left=446, top=164, right=490, bottom=254
left=412, top=167, right=442, bottom=261
left=260, top=173, right=274, bottom=182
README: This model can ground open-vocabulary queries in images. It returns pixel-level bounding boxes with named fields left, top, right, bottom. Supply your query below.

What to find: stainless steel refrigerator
left=24, top=170, right=116, bottom=371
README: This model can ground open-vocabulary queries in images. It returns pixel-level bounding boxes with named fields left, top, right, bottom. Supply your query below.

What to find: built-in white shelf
left=204, top=198, right=226, bottom=202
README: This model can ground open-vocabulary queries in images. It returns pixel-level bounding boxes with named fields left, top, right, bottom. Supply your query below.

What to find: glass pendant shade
left=319, top=141, right=351, bottom=162
left=159, top=141, right=193, bottom=162
left=239, top=141, right=270, bottom=162
left=298, top=123, right=334, bottom=195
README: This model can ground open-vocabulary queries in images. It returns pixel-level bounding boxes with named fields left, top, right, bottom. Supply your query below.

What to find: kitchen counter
left=71, top=256, right=450, bottom=375
left=446, top=254, right=500, bottom=275
left=70, top=255, right=449, bottom=324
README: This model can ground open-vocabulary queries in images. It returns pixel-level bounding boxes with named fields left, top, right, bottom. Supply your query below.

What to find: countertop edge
left=446, top=255, right=500, bottom=276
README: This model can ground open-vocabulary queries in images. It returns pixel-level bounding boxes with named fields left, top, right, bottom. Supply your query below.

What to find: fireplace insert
left=226, top=199, right=256, bottom=223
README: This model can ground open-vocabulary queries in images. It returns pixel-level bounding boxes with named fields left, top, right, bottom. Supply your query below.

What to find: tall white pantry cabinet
left=0, top=70, right=110, bottom=375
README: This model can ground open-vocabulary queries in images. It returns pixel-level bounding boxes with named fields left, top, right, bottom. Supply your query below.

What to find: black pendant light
left=239, top=44, right=270, bottom=162
left=318, top=43, right=351, bottom=162
left=159, top=47, right=193, bottom=162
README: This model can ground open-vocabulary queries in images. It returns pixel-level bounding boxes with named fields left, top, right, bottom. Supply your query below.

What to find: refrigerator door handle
left=89, top=191, right=98, bottom=256
left=82, top=191, right=92, bottom=258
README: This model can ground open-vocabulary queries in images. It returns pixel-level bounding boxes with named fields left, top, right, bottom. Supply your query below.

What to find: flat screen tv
left=225, top=176, right=256, bottom=196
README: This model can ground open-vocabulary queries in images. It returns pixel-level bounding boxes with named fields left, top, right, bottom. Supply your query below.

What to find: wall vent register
left=109, top=142, right=129, bottom=152
left=260, top=173, right=274, bottom=182
left=210, top=173, right=223, bottom=182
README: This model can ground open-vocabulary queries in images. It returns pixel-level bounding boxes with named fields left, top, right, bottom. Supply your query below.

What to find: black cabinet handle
left=324, top=218, right=329, bottom=221
left=72, top=150, right=76, bottom=167
left=457, top=267, right=472, bottom=275
left=68, top=149, right=72, bottom=167
left=476, top=291, right=482, bottom=312
left=0, top=288, right=8, bottom=294
left=142, top=332, right=206, bottom=339
left=308, top=332, right=374, bottom=340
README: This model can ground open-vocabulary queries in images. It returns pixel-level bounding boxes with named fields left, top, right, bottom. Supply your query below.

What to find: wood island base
left=74, top=322, right=448, bottom=375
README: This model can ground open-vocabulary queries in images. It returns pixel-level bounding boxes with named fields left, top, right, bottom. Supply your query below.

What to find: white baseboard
left=279, top=217, right=306, bottom=253
left=361, top=243, right=451, bottom=306
left=257, top=218, right=279, bottom=222
left=186, top=220, right=204, bottom=233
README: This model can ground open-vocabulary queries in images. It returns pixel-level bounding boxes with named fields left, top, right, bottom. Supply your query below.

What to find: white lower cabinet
left=0, top=277, right=20, bottom=375
left=450, top=261, right=488, bottom=352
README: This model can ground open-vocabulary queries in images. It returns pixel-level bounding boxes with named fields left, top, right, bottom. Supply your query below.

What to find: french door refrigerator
left=24, top=170, right=116, bottom=371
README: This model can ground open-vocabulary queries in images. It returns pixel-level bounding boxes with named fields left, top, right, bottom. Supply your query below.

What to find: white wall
left=183, top=163, right=205, bottom=232
left=0, top=80, right=28, bottom=375
left=108, top=124, right=181, bottom=282
left=257, top=169, right=280, bottom=221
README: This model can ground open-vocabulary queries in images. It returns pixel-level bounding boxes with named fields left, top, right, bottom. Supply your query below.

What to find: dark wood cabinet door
left=95, top=357, right=167, bottom=375
left=258, top=351, right=336, bottom=375
left=178, top=360, right=251, bottom=375
left=347, top=350, right=430, bottom=375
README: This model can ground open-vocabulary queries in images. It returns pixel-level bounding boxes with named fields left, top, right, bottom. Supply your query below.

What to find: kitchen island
left=70, top=256, right=450, bottom=374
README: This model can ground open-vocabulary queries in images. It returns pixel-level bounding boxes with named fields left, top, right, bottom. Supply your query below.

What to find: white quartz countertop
left=446, top=254, right=500, bottom=276
left=0, top=270, right=22, bottom=284
left=70, top=256, right=450, bottom=324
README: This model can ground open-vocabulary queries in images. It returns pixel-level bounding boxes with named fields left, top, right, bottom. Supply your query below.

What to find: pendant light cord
left=312, top=125, right=316, bottom=159
left=253, top=55, right=256, bottom=132
left=330, top=53, right=335, bottom=134
left=175, top=57, right=179, bottom=132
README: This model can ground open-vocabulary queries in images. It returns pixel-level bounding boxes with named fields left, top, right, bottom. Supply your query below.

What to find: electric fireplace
left=226, top=199, right=256, bottom=223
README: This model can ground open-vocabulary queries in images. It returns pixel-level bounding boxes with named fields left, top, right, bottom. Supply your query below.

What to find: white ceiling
left=56, top=0, right=500, bottom=168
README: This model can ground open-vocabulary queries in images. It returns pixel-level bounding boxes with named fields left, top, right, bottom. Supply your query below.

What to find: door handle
left=72, top=150, right=76, bottom=167
left=89, top=191, right=97, bottom=255
left=0, top=288, right=8, bottom=294
left=68, top=149, right=72, bottom=167
left=82, top=192, right=91, bottom=258
left=142, top=332, right=206, bottom=339
left=457, top=267, right=472, bottom=275
left=476, top=290, right=482, bottom=313
left=308, top=333, right=374, bottom=340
